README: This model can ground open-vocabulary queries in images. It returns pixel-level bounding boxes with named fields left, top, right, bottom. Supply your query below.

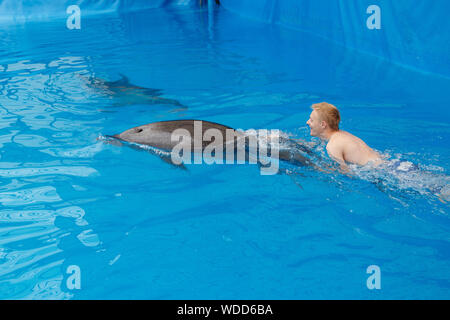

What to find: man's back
left=326, top=130, right=381, bottom=166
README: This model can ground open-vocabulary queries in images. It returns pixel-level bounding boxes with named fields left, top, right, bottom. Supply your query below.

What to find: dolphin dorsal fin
left=115, top=73, right=130, bottom=85
left=104, top=74, right=130, bottom=87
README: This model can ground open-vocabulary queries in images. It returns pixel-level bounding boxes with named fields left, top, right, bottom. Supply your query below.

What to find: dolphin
left=108, top=120, right=316, bottom=168
left=110, top=120, right=245, bottom=155
left=84, top=74, right=184, bottom=108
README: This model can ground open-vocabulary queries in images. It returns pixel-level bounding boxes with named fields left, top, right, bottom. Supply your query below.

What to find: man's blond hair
left=311, top=102, right=340, bottom=131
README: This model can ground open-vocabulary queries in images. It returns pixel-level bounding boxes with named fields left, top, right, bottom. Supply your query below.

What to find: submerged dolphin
left=108, top=120, right=315, bottom=168
left=84, top=74, right=184, bottom=107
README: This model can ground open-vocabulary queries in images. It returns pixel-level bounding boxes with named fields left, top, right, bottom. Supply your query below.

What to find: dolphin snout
left=102, top=134, right=124, bottom=146
left=105, top=134, right=121, bottom=140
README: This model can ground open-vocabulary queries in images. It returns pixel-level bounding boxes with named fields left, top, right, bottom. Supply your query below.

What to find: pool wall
left=0, top=0, right=193, bottom=23
left=1, top=0, right=449, bottom=78
left=220, top=0, right=450, bottom=78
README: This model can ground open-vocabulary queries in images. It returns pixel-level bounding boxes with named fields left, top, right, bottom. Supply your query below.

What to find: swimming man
left=306, top=102, right=381, bottom=170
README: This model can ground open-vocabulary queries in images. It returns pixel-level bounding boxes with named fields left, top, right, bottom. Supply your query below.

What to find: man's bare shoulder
left=327, top=131, right=349, bottom=146
left=326, top=133, right=345, bottom=153
left=332, top=130, right=355, bottom=139
left=325, top=134, right=346, bottom=165
left=330, top=130, right=365, bottom=145
left=326, top=131, right=360, bottom=157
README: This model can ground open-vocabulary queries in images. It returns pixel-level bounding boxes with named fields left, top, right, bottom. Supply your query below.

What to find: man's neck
left=320, top=129, right=338, bottom=141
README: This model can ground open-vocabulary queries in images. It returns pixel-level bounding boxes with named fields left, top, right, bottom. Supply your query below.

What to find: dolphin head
left=112, top=123, right=177, bottom=151
left=113, top=125, right=152, bottom=145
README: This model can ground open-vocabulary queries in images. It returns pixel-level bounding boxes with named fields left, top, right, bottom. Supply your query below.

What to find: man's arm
left=326, top=142, right=349, bottom=172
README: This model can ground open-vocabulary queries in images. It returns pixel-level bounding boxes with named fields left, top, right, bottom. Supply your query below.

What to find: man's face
left=306, top=110, right=324, bottom=137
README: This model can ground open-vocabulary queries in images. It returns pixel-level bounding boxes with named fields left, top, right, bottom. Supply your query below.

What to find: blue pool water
left=0, top=4, right=449, bottom=299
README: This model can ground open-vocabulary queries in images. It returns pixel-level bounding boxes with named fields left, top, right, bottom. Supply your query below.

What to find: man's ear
left=320, top=121, right=327, bottom=129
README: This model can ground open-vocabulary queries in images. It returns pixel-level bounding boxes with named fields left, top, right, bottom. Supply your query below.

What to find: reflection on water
left=0, top=189, right=100, bottom=299
left=0, top=52, right=104, bottom=298
left=0, top=166, right=98, bottom=178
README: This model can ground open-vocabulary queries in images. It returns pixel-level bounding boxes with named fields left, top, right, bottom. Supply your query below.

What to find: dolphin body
left=85, top=74, right=184, bottom=107
left=112, top=119, right=240, bottom=151
left=109, top=120, right=315, bottom=168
